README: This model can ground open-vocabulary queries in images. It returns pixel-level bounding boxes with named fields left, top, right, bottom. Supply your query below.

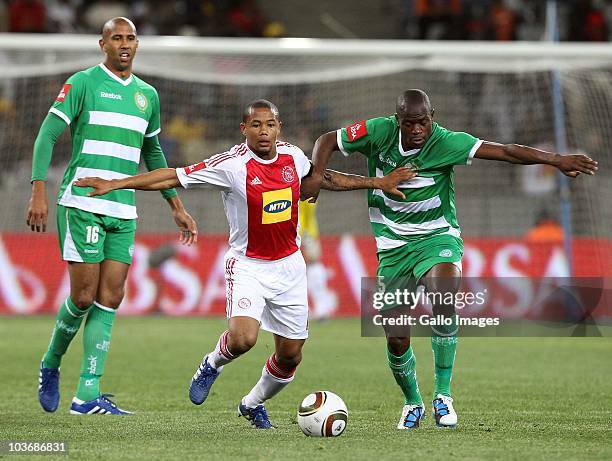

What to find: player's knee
left=276, top=349, right=302, bottom=369
left=70, top=294, right=95, bottom=310
left=97, top=288, right=125, bottom=309
left=228, top=332, right=257, bottom=355
left=387, top=336, right=410, bottom=356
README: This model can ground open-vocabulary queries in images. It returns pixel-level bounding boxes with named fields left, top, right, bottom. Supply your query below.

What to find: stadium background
left=0, top=0, right=610, bottom=317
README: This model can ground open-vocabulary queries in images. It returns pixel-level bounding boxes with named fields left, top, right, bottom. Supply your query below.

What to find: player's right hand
left=26, top=189, right=48, bottom=233
left=74, top=177, right=114, bottom=196
left=380, top=167, right=417, bottom=200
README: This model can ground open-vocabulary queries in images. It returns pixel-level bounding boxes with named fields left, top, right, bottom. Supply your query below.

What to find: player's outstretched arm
left=474, top=142, right=598, bottom=178
left=74, top=168, right=181, bottom=196
left=319, top=167, right=416, bottom=199
left=302, top=131, right=338, bottom=201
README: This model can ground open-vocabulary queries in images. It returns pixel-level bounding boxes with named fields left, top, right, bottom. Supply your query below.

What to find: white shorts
left=224, top=249, right=309, bottom=340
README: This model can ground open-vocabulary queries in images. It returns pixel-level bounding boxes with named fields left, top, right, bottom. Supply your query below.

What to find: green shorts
left=56, top=205, right=137, bottom=265
left=377, top=233, right=463, bottom=281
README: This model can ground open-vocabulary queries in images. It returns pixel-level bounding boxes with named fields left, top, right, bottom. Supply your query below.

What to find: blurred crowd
left=0, top=0, right=610, bottom=41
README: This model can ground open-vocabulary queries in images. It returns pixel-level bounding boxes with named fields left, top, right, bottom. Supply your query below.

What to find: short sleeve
left=49, top=72, right=86, bottom=125
left=145, top=89, right=161, bottom=138
left=291, top=147, right=312, bottom=179
left=336, top=118, right=386, bottom=158
left=176, top=158, right=234, bottom=191
left=435, top=130, right=483, bottom=167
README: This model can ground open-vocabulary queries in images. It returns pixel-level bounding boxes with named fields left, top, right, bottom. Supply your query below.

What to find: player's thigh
left=264, top=253, right=309, bottom=340
left=225, top=254, right=267, bottom=323
left=57, top=205, right=106, bottom=264
left=96, top=259, right=130, bottom=309
left=412, top=234, right=463, bottom=282
left=67, top=262, right=100, bottom=308
left=102, top=217, right=137, bottom=265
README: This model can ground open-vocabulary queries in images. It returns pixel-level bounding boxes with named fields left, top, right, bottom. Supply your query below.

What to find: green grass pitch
left=1, top=317, right=611, bottom=460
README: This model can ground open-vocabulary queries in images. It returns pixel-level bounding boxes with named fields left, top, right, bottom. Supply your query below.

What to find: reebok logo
left=87, top=355, right=97, bottom=374
left=346, top=120, right=367, bottom=142
left=56, top=320, right=78, bottom=335
left=251, top=176, right=262, bottom=186
left=101, top=91, right=123, bottom=100
left=96, top=340, right=110, bottom=352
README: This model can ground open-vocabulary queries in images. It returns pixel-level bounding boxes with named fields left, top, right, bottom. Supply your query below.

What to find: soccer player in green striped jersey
left=27, top=17, right=197, bottom=415
left=304, top=89, right=598, bottom=429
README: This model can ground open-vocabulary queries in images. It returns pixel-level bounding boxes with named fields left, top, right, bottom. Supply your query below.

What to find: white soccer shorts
left=224, top=249, right=309, bottom=340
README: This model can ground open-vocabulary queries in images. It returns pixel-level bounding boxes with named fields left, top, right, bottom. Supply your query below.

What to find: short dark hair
left=243, top=99, right=280, bottom=122
left=396, top=89, right=433, bottom=117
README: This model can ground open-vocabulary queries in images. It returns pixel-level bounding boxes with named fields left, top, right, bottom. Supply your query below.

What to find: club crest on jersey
left=262, top=188, right=292, bottom=224
left=281, top=165, right=295, bottom=183
left=56, top=84, right=72, bottom=102
left=184, top=161, right=206, bottom=175
left=346, top=120, right=367, bottom=141
left=134, top=91, right=148, bottom=111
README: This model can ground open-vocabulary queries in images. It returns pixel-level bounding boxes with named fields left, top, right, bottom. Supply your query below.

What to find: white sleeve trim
left=144, top=128, right=161, bottom=138
left=175, top=167, right=190, bottom=189
left=466, top=139, right=483, bottom=165
left=336, top=129, right=350, bottom=157
left=49, top=107, right=71, bottom=125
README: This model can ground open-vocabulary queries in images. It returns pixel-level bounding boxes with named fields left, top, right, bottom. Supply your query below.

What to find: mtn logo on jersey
left=346, top=120, right=367, bottom=141
left=262, top=188, right=292, bottom=224
left=56, top=84, right=72, bottom=102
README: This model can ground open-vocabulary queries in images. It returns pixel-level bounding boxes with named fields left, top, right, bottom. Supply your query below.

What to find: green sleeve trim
left=141, top=135, right=177, bottom=200
left=31, top=112, right=68, bottom=182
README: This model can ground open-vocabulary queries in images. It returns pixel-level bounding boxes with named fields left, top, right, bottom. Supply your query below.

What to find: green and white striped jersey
left=337, top=116, right=482, bottom=251
left=49, top=63, right=161, bottom=219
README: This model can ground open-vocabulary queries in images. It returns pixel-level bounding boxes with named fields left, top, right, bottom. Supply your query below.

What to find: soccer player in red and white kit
left=75, top=100, right=414, bottom=428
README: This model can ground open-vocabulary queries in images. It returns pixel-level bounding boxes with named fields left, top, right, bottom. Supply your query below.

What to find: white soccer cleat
left=397, top=404, right=425, bottom=429
left=432, top=394, right=457, bottom=428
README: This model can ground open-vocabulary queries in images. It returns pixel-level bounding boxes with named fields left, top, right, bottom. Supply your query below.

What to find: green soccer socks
left=76, top=303, right=116, bottom=401
left=387, top=345, right=423, bottom=406
left=42, top=298, right=91, bottom=369
left=431, top=335, right=457, bottom=398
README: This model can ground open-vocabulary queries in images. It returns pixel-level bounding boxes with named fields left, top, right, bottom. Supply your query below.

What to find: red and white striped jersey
left=176, top=141, right=312, bottom=261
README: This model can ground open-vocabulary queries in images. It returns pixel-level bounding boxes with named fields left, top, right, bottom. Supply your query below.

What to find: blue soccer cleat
left=397, top=404, right=425, bottom=429
left=69, top=394, right=133, bottom=415
left=189, top=356, right=221, bottom=405
left=432, top=394, right=457, bottom=428
left=38, top=362, right=60, bottom=413
left=238, top=401, right=274, bottom=429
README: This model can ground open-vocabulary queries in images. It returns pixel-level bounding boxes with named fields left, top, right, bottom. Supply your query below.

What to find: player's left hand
left=557, top=154, right=598, bottom=178
left=173, top=208, right=198, bottom=246
left=379, top=167, right=417, bottom=199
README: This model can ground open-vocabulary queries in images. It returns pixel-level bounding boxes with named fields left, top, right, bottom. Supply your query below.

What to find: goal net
left=0, top=35, right=609, bottom=315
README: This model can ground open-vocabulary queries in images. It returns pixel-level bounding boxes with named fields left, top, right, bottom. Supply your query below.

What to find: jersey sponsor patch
left=56, top=84, right=72, bottom=102
left=262, top=187, right=292, bottom=224
left=184, top=161, right=206, bottom=175
left=346, top=120, right=367, bottom=142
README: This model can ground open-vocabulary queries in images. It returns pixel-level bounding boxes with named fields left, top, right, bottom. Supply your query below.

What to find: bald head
left=396, top=89, right=433, bottom=118
left=102, top=17, right=137, bottom=38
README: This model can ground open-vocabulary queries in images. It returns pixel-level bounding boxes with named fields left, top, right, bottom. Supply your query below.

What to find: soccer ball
left=297, top=391, right=348, bottom=437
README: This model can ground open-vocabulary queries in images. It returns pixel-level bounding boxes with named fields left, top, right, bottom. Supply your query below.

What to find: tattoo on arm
left=321, top=170, right=376, bottom=191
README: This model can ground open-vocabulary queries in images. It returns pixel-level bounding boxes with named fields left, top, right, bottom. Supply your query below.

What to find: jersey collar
left=246, top=142, right=279, bottom=164
left=398, top=129, right=421, bottom=157
left=99, top=63, right=134, bottom=86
